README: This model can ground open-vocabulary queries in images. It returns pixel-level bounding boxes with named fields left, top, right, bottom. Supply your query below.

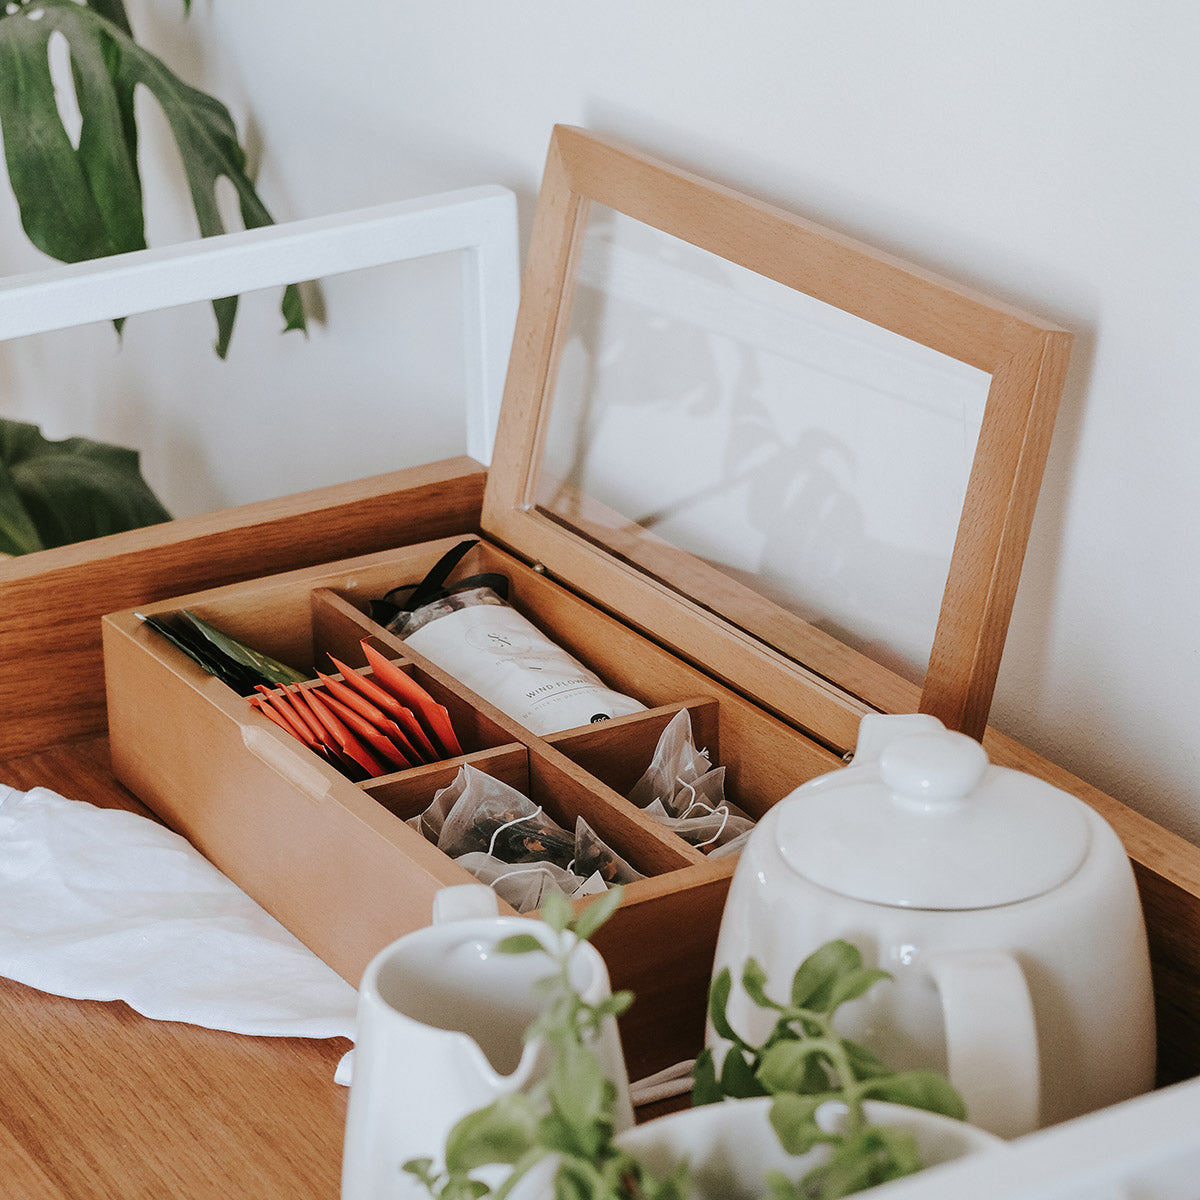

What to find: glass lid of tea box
left=482, top=127, right=1072, bottom=751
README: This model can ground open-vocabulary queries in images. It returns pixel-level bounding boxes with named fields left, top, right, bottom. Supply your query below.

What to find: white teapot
left=710, top=713, right=1156, bottom=1139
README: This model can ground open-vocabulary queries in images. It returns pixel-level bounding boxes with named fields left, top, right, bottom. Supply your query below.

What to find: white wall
left=3, top=2, right=1199, bottom=845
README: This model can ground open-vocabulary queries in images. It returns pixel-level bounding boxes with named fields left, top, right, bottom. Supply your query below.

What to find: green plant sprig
left=406, top=903, right=966, bottom=1200
left=404, top=886, right=689, bottom=1200
left=692, top=940, right=965, bottom=1200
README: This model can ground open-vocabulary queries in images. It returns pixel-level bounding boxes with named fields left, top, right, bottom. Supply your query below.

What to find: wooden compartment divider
left=103, top=533, right=841, bottom=1077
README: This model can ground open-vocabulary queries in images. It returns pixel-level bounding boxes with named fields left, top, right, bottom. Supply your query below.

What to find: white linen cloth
left=0, top=784, right=358, bottom=1052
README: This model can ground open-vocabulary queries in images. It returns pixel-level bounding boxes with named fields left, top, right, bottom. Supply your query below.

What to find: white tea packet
left=400, top=586, right=645, bottom=735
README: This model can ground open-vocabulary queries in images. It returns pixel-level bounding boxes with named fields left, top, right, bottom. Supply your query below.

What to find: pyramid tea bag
left=627, top=709, right=756, bottom=854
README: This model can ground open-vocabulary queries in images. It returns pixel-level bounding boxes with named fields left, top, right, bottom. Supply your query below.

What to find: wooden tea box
left=95, top=127, right=1200, bottom=1088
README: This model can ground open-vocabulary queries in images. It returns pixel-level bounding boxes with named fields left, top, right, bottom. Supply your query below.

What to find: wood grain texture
left=0, top=738, right=349, bottom=1200
left=484, top=125, right=1071, bottom=742
left=921, top=330, right=1073, bottom=737
left=0, top=458, right=486, bottom=759
left=0, top=1121, right=67, bottom=1200
left=0, top=977, right=348, bottom=1200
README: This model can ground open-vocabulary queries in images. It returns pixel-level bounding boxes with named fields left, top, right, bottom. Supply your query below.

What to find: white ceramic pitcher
left=710, top=713, right=1156, bottom=1139
left=341, top=884, right=633, bottom=1200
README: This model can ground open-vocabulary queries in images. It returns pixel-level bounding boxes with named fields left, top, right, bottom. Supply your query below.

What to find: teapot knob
left=879, top=730, right=988, bottom=812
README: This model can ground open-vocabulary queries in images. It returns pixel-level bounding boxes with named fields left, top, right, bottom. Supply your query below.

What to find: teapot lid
left=776, top=715, right=1091, bottom=910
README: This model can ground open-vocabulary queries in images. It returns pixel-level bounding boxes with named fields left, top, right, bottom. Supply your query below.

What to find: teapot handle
left=926, top=949, right=1040, bottom=1139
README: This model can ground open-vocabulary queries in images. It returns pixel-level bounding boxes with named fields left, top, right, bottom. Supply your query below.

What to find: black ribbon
left=369, top=538, right=510, bottom=630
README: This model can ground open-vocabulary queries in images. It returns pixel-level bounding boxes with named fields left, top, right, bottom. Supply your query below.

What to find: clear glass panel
left=535, top=205, right=992, bottom=682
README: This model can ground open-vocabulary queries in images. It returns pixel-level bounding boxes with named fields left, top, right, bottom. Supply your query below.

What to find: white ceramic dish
left=510, top=1097, right=1002, bottom=1200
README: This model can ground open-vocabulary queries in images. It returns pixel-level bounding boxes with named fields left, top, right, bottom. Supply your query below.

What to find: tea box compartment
left=103, top=534, right=839, bottom=1077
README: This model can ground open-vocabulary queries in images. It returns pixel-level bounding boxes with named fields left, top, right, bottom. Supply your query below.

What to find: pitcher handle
left=432, top=883, right=499, bottom=924
left=926, top=948, right=1040, bottom=1139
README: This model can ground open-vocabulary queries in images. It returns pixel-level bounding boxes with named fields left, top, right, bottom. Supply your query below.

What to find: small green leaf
left=547, top=1039, right=608, bottom=1132
left=757, top=1040, right=835, bottom=1095
left=861, top=1070, right=967, bottom=1120
left=497, top=933, right=544, bottom=956
left=718, top=1046, right=769, bottom=1099
left=444, top=1095, right=540, bottom=1172
left=281, top=280, right=308, bottom=335
left=790, top=940, right=864, bottom=1013
left=840, top=1038, right=892, bottom=1082
left=589, top=990, right=633, bottom=1022
left=400, top=1157, right=437, bottom=1186
left=767, top=1092, right=828, bottom=1155
left=707, top=967, right=747, bottom=1046
left=442, top=1180, right=490, bottom=1200
left=763, top=1169, right=804, bottom=1200
left=742, top=957, right=785, bottom=1012
left=825, top=967, right=892, bottom=1013
left=570, top=884, right=623, bottom=942
left=690, top=1048, right=722, bottom=1106
left=539, top=890, right=574, bottom=934
left=799, top=1125, right=924, bottom=1199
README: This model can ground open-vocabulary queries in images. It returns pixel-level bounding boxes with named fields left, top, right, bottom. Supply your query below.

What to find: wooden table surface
left=0, top=738, right=351, bottom=1200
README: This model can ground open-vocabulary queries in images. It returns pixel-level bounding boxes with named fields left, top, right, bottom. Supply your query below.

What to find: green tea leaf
left=0, top=419, right=169, bottom=553
left=790, top=940, right=864, bottom=1013
left=178, top=610, right=308, bottom=685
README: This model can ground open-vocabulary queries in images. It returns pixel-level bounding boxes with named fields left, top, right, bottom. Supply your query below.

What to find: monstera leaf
left=0, top=419, right=171, bottom=556
left=0, top=0, right=305, bottom=356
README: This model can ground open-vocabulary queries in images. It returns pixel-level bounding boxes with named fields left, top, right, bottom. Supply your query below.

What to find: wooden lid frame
left=483, top=126, right=1072, bottom=746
